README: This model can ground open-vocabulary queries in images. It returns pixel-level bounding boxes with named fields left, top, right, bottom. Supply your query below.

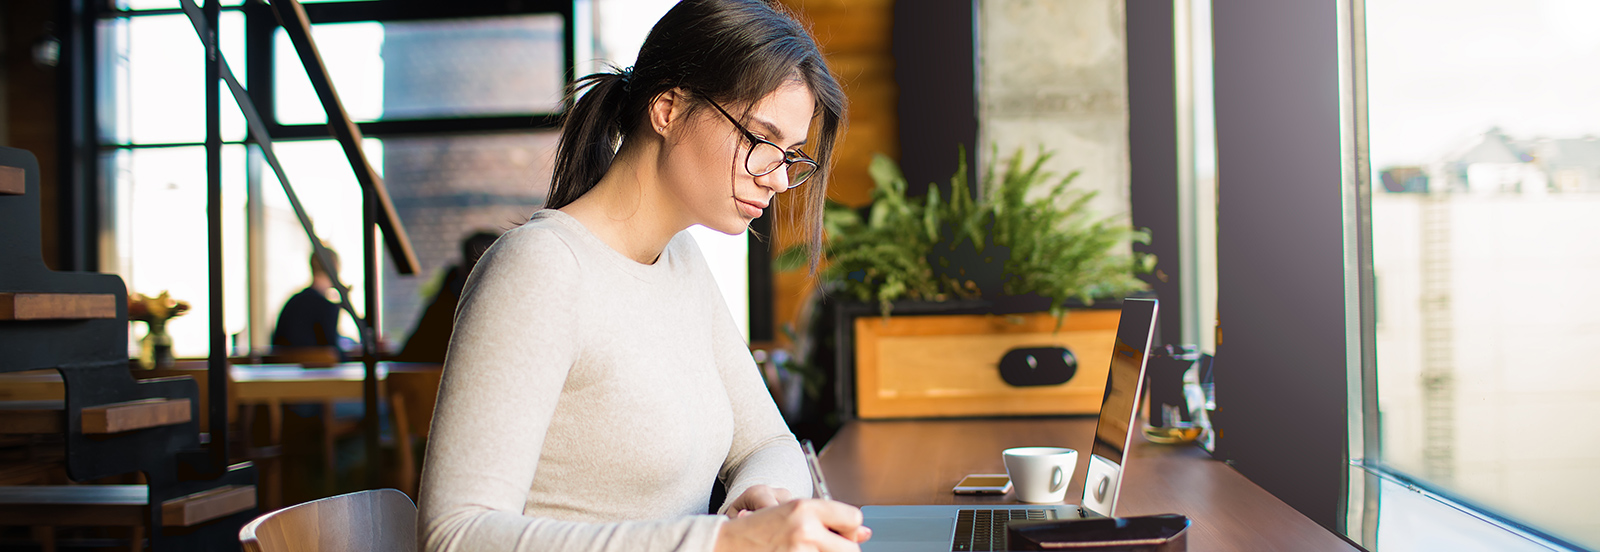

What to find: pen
left=800, top=439, right=833, bottom=501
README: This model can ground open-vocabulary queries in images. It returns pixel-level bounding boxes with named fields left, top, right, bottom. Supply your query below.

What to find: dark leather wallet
left=1005, top=513, right=1189, bottom=551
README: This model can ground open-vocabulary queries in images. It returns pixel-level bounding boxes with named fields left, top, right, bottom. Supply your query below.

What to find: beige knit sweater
left=417, top=209, right=811, bottom=552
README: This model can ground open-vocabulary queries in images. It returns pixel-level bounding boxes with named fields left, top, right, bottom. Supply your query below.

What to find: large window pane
left=274, top=15, right=564, bottom=125
left=273, top=22, right=385, bottom=125
left=120, top=12, right=247, bottom=144
left=1176, top=0, right=1218, bottom=354
left=115, top=146, right=249, bottom=358
left=1367, top=0, right=1600, bottom=547
left=258, top=139, right=382, bottom=351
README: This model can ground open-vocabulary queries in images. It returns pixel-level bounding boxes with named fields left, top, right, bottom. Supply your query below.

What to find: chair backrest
left=386, top=369, right=443, bottom=441
left=240, top=488, right=416, bottom=552
left=262, top=346, right=342, bottom=368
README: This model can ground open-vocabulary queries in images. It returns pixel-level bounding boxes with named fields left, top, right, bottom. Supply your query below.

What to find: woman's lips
left=736, top=198, right=767, bottom=218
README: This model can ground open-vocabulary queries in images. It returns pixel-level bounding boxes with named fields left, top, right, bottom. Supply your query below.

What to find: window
left=1358, top=0, right=1600, bottom=548
left=1175, top=0, right=1218, bottom=355
left=101, top=6, right=252, bottom=357
left=100, top=1, right=574, bottom=357
left=101, top=0, right=758, bottom=358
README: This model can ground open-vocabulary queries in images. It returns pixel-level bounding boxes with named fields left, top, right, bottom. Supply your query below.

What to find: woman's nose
left=756, top=167, right=791, bottom=193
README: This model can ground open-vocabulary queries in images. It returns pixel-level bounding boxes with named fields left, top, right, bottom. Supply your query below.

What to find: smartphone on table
left=952, top=474, right=1012, bottom=495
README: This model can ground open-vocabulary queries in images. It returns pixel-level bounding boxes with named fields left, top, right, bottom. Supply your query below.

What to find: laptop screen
left=1082, top=298, right=1158, bottom=517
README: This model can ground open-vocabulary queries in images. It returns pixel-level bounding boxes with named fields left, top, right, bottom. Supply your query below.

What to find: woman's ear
left=648, top=87, right=691, bottom=137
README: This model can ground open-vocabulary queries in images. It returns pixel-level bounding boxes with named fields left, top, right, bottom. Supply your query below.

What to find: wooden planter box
left=833, top=298, right=1123, bottom=420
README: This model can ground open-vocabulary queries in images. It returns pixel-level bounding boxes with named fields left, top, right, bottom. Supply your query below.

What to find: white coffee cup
left=1003, top=447, right=1078, bottom=503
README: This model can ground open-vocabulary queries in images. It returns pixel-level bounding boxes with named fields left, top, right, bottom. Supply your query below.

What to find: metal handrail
left=177, top=0, right=409, bottom=483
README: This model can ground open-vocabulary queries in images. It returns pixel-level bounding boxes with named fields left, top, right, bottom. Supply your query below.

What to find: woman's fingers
left=727, top=484, right=795, bottom=518
left=714, top=498, right=872, bottom=552
left=799, top=499, right=873, bottom=547
left=849, top=525, right=873, bottom=544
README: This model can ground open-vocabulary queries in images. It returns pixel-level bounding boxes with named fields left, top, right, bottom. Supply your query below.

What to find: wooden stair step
left=0, top=398, right=192, bottom=435
left=0, top=370, right=65, bottom=401
left=0, top=401, right=64, bottom=434
left=0, top=165, right=21, bottom=195
left=82, top=398, right=192, bottom=434
left=161, top=484, right=256, bottom=527
left=0, top=483, right=257, bottom=527
left=0, top=458, right=63, bottom=486
left=0, top=292, right=118, bottom=320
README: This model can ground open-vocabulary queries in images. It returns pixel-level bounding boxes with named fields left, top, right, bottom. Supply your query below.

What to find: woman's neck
left=556, top=144, right=686, bottom=265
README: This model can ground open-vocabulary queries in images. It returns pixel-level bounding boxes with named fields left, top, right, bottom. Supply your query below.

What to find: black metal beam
left=205, top=0, right=230, bottom=477
left=246, top=1, right=277, bottom=141
left=266, top=114, right=563, bottom=140
left=56, top=0, right=98, bottom=272
left=298, top=0, right=571, bottom=24
left=1210, top=0, right=1350, bottom=532
left=893, top=0, right=978, bottom=198
left=747, top=215, right=774, bottom=343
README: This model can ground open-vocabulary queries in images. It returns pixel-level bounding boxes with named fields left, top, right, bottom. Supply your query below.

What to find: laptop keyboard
left=951, top=508, right=1054, bottom=551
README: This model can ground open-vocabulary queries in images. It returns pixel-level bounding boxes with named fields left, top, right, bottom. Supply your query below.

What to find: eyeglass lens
left=747, top=141, right=815, bottom=187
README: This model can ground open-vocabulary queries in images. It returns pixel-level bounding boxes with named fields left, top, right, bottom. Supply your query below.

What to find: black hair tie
left=618, top=66, right=635, bottom=94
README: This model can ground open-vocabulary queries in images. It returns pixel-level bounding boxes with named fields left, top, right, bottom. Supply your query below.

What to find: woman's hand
left=725, top=484, right=794, bottom=518
left=715, top=499, right=872, bottom=552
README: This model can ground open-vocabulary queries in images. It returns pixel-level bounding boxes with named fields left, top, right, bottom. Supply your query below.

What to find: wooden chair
left=386, top=369, right=443, bottom=498
left=239, top=488, right=416, bottom=552
left=138, top=366, right=287, bottom=510
left=261, top=347, right=342, bottom=368
left=257, top=347, right=351, bottom=494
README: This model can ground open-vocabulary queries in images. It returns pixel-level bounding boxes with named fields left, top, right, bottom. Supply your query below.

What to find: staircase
left=1418, top=189, right=1455, bottom=484
left=0, top=147, right=258, bottom=550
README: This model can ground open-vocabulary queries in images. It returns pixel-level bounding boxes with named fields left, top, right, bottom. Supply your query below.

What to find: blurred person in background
left=271, top=246, right=348, bottom=362
left=394, top=230, right=501, bottom=363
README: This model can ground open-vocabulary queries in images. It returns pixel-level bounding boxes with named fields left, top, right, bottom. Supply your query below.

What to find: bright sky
left=1365, top=0, right=1600, bottom=168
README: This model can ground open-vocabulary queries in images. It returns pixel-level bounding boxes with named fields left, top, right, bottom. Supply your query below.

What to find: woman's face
left=659, top=81, right=816, bottom=236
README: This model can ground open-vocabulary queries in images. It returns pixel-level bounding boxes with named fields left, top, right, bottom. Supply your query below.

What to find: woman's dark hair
left=545, top=0, right=846, bottom=271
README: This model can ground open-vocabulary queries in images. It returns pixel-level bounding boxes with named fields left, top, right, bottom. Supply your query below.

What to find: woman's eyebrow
left=750, top=117, right=808, bottom=148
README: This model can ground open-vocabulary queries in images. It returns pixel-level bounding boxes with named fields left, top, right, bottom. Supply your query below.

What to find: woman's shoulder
left=471, top=213, right=585, bottom=282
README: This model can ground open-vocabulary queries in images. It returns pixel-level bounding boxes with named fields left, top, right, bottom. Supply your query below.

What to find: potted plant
left=775, top=147, right=1154, bottom=419
left=779, top=147, right=1151, bottom=319
left=129, top=290, right=191, bottom=369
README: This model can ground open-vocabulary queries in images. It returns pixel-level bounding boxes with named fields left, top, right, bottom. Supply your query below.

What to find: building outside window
left=1362, top=0, right=1600, bottom=548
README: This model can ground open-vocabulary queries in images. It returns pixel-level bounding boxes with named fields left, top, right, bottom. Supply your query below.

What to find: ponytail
left=538, top=0, right=845, bottom=272
left=545, top=68, right=637, bottom=210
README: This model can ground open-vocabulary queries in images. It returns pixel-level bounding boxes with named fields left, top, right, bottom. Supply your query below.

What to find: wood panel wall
left=2, top=1, right=61, bottom=271
left=771, top=0, right=897, bottom=343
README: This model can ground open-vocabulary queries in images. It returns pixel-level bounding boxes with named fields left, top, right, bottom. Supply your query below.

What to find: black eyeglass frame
left=703, top=98, right=819, bottom=189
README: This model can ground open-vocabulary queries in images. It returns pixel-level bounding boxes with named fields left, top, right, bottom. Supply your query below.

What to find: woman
left=417, top=1, right=866, bottom=551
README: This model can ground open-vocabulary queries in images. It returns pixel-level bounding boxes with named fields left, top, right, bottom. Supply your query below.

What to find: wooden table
left=818, top=418, right=1361, bottom=551
left=1, top=362, right=441, bottom=507
left=226, top=362, right=440, bottom=403
left=1, top=362, right=442, bottom=404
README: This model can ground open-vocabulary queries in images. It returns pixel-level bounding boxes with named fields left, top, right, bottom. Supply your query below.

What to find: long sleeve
left=706, top=262, right=813, bottom=514
left=417, top=226, right=727, bottom=552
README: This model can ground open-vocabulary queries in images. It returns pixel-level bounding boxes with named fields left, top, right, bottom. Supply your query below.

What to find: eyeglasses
left=704, top=98, right=818, bottom=189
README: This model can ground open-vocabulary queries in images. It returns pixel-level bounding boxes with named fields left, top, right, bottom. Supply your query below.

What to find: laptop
left=857, top=298, right=1159, bottom=552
